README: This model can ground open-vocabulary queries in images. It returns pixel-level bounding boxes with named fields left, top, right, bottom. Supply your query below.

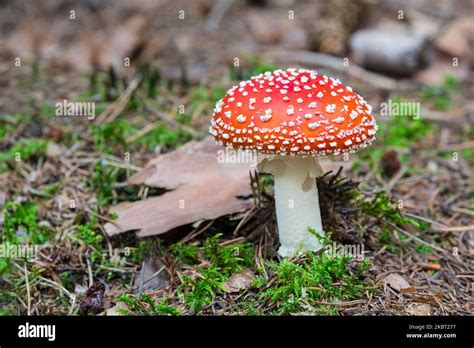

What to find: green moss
left=0, top=258, right=11, bottom=276
left=437, top=126, right=474, bottom=165
left=135, top=124, right=192, bottom=152
left=460, top=148, right=474, bottom=164
left=114, top=235, right=255, bottom=315
left=91, top=119, right=191, bottom=156
left=88, top=161, right=143, bottom=209
left=58, top=271, right=75, bottom=291
left=352, top=97, right=436, bottom=174
left=0, top=291, right=18, bottom=315
left=203, top=233, right=254, bottom=274
left=235, top=298, right=263, bottom=315
left=91, top=120, right=135, bottom=154
left=179, top=267, right=227, bottom=313
left=379, top=96, right=435, bottom=148
left=415, top=243, right=434, bottom=254
left=115, top=231, right=376, bottom=315
left=76, top=216, right=103, bottom=249
left=383, top=117, right=435, bottom=149
left=361, top=189, right=427, bottom=229
left=0, top=114, right=22, bottom=141
left=170, top=242, right=199, bottom=264
left=89, top=161, right=120, bottom=209
left=0, top=138, right=49, bottom=173
left=420, top=75, right=459, bottom=111
left=188, top=84, right=227, bottom=110
left=358, top=189, right=433, bottom=252
left=255, top=253, right=370, bottom=315
left=40, top=182, right=62, bottom=198
left=1, top=201, right=51, bottom=245
left=177, top=233, right=254, bottom=313
left=88, top=161, right=165, bottom=210
left=116, top=294, right=181, bottom=316
left=0, top=201, right=52, bottom=275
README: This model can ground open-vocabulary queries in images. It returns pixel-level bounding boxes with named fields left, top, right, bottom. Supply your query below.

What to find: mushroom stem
left=260, top=156, right=325, bottom=257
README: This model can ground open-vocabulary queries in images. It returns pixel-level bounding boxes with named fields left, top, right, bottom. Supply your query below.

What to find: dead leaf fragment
left=383, top=273, right=411, bottom=292
left=46, top=142, right=64, bottom=158
left=406, top=303, right=432, bottom=316
left=222, top=268, right=255, bottom=293
left=415, top=52, right=469, bottom=85
left=134, top=258, right=170, bottom=293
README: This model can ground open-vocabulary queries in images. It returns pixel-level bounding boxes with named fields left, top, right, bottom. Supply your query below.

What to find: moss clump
left=169, top=242, right=199, bottom=264
left=253, top=252, right=370, bottom=315
left=177, top=233, right=254, bottom=313
left=420, top=74, right=459, bottom=111
left=0, top=291, right=18, bottom=315
left=0, top=138, right=49, bottom=173
left=1, top=201, right=51, bottom=245
left=116, top=294, right=180, bottom=316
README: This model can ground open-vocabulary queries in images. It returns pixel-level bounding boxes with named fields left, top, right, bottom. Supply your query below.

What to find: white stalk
left=259, top=156, right=325, bottom=257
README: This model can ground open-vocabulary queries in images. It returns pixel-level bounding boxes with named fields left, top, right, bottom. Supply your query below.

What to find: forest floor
left=1, top=58, right=473, bottom=316
left=0, top=1, right=473, bottom=316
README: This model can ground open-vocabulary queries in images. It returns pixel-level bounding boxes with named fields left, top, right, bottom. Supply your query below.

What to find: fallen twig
left=433, top=225, right=474, bottom=232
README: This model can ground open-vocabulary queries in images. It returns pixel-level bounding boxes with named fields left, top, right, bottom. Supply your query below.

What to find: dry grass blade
left=96, top=75, right=142, bottom=123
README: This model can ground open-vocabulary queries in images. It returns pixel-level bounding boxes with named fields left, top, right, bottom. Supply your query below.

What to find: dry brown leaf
left=406, top=303, right=432, bottom=316
left=222, top=268, right=255, bottom=293
left=134, top=258, right=170, bottom=293
left=436, top=16, right=474, bottom=62
left=104, top=137, right=256, bottom=237
left=383, top=273, right=411, bottom=292
left=415, top=52, right=470, bottom=85
left=46, top=142, right=65, bottom=158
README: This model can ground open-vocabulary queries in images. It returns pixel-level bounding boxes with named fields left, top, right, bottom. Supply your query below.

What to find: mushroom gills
left=260, top=156, right=325, bottom=257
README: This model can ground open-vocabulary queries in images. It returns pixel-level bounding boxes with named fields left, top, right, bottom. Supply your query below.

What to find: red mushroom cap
left=209, top=68, right=377, bottom=156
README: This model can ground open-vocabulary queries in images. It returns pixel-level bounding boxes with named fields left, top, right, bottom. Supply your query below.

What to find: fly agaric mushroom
left=209, top=68, right=377, bottom=257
